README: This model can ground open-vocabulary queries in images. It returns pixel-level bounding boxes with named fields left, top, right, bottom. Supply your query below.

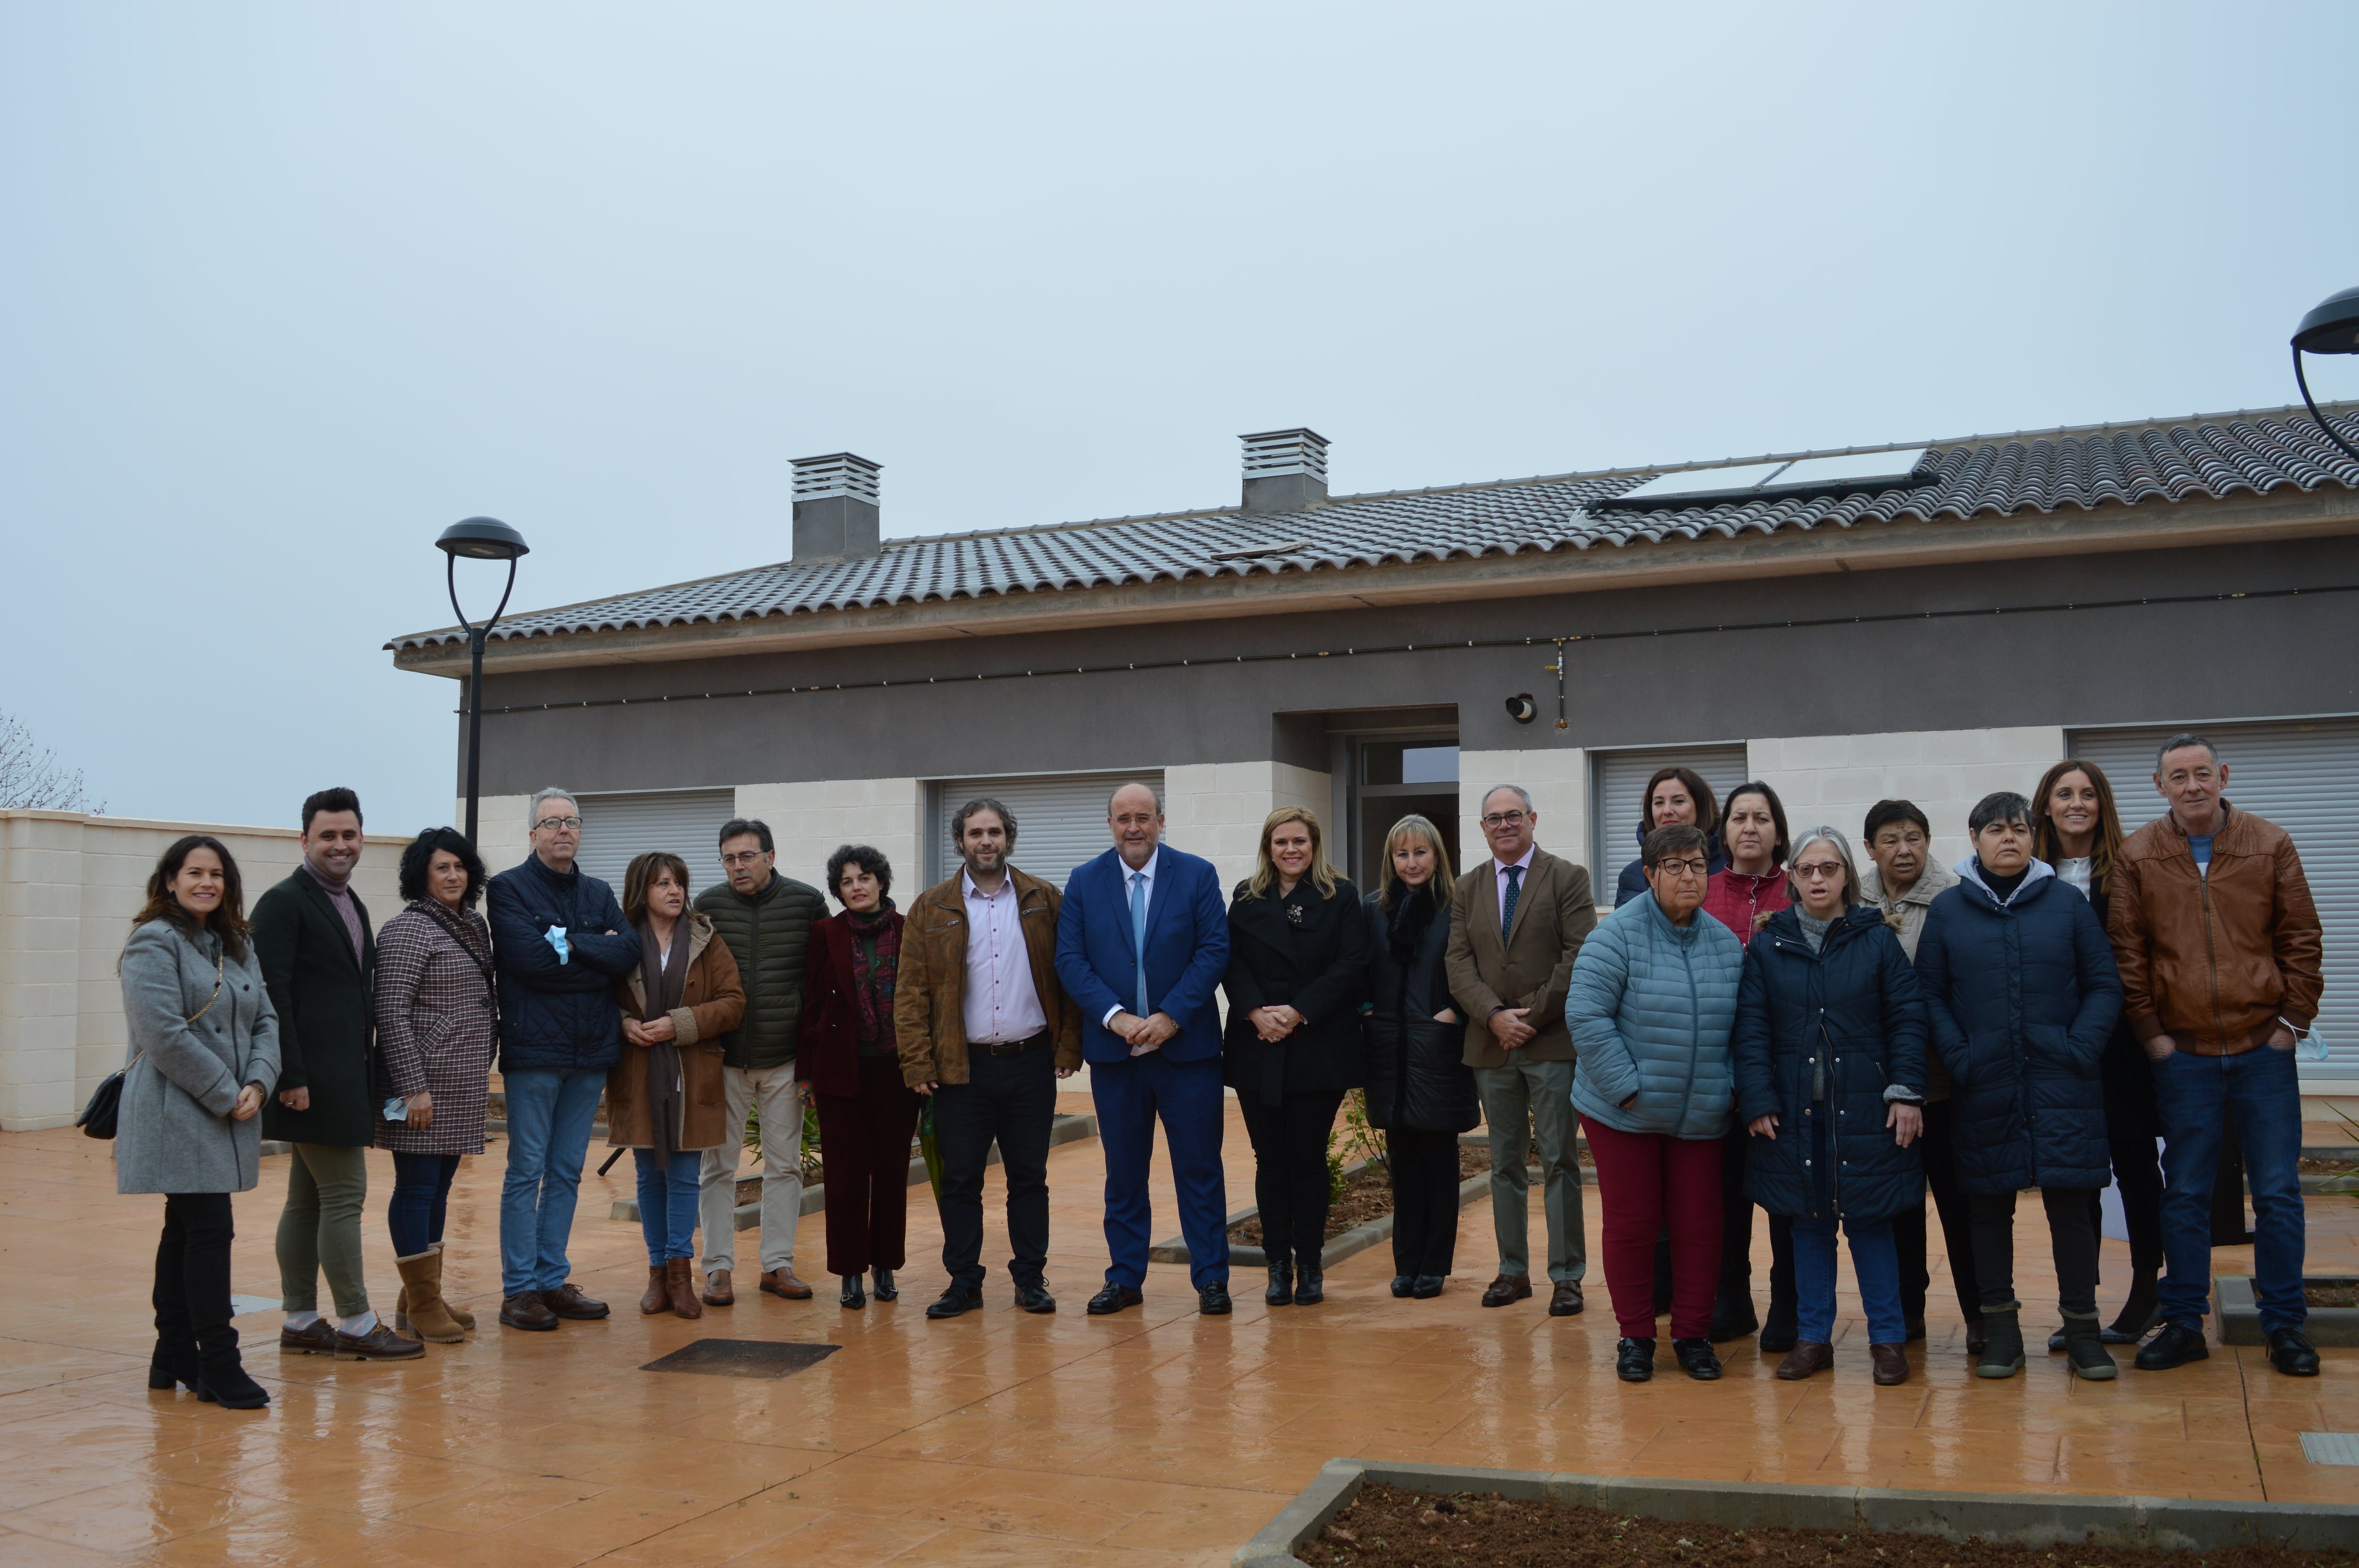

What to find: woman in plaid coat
left=373, top=827, right=500, bottom=1343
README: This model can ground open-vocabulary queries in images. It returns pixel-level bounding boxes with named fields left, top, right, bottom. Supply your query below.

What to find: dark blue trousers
left=1092, top=1051, right=1229, bottom=1290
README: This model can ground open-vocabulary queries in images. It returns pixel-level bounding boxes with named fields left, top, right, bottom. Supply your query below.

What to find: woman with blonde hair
left=1362, top=815, right=1478, bottom=1298
left=1221, top=806, right=1369, bottom=1305
left=607, top=851, right=744, bottom=1320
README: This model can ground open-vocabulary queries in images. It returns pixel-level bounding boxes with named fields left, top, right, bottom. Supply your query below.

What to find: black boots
left=840, top=1274, right=867, bottom=1310
left=2105, top=1272, right=2161, bottom=1344
left=1975, top=1302, right=2026, bottom=1380
left=2060, top=1309, right=2117, bottom=1380
left=1293, top=1262, right=1325, bottom=1306
left=871, top=1268, right=897, bottom=1302
left=1265, top=1263, right=1294, bottom=1306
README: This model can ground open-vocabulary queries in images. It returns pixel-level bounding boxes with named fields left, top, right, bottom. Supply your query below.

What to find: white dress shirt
left=1102, top=847, right=1161, bottom=1026
left=961, top=868, right=1049, bottom=1045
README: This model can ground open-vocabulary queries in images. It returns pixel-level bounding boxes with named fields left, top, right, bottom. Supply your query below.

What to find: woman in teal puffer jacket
left=1567, top=823, right=1746, bottom=1385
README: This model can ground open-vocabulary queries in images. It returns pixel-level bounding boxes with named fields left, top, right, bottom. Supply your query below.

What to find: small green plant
left=1337, top=1088, right=1389, bottom=1174
left=741, top=1100, right=823, bottom=1182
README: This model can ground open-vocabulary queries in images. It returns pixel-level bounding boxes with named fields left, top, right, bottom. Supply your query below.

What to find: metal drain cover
left=2300, top=1432, right=2359, bottom=1465
left=640, top=1339, right=841, bottom=1379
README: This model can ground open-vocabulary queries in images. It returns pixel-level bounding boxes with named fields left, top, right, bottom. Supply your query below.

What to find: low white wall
left=0, top=810, right=407, bottom=1132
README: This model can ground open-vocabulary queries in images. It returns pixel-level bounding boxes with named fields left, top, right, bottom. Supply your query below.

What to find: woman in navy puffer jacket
left=1915, top=791, right=2123, bottom=1385
left=1733, top=826, right=1928, bottom=1387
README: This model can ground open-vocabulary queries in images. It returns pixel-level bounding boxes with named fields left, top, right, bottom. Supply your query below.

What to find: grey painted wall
left=458, top=534, right=2359, bottom=795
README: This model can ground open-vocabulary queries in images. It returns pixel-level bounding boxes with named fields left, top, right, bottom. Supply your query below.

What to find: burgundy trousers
left=815, top=1057, right=924, bottom=1278
left=1583, top=1116, right=1723, bottom=1341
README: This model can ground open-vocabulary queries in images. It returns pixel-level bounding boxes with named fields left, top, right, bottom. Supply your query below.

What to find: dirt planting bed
left=1298, top=1485, right=2351, bottom=1568
left=1233, top=1165, right=1397, bottom=1246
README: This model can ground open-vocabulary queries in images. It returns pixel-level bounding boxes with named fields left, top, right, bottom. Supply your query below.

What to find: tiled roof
left=387, top=403, right=2359, bottom=652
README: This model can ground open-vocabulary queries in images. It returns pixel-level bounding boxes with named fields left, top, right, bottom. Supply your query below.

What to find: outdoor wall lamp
left=2292, top=285, right=2359, bottom=468
left=1505, top=693, right=1537, bottom=725
left=435, top=517, right=529, bottom=847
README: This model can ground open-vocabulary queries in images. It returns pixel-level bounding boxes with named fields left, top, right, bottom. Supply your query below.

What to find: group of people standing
left=112, top=733, right=2324, bottom=1410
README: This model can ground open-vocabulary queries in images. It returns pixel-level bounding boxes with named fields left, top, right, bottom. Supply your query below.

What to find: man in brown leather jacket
left=2106, top=733, right=2323, bottom=1377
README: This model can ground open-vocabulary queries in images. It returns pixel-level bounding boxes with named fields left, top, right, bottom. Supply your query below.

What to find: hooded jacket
left=1914, top=858, right=2123, bottom=1193
left=1565, top=892, right=1744, bottom=1140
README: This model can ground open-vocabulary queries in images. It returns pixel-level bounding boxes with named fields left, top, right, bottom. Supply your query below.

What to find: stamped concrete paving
left=3, top=1097, right=2355, bottom=1566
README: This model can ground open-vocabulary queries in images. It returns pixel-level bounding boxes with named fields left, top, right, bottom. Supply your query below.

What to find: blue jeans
left=2151, top=1043, right=2306, bottom=1333
left=1791, top=1215, right=1906, bottom=1346
left=499, top=1067, right=606, bottom=1295
left=635, top=1148, right=703, bottom=1264
left=388, top=1152, right=462, bottom=1258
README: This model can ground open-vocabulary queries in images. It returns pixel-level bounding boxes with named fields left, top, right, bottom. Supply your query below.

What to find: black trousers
left=1388, top=1126, right=1461, bottom=1278
left=1892, top=1097, right=1983, bottom=1324
left=1713, top=1124, right=1794, bottom=1326
left=1240, top=1089, right=1347, bottom=1271
left=154, top=1193, right=238, bottom=1368
left=934, top=1042, right=1056, bottom=1291
left=1968, top=1186, right=2101, bottom=1316
left=2079, top=1089, right=2167, bottom=1281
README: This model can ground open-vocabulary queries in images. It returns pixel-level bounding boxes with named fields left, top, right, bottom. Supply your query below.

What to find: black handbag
left=81, top=946, right=223, bottom=1139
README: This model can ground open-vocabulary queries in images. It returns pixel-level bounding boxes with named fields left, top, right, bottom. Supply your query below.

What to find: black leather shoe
left=2133, top=1320, right=2210, bottom=1371
left=1411, top=1275, right=1444, bottom=1299
left=840, top=1275, right=867, bottom=1310
left=1087, top=1283, right=1143, bottom=1316
left=1758, top=1307, right=1798, bottom=1355
left=1903, top=1315, right=1926, bottom=1343
left=2268, top=1327, right=2322, bottom=1377
left=1198, top=1283, right=1233, bottom=1316
left=1966, top=1319, right=1988, bottom=1356
left=1708, top=1299, right=1758, bottom=1343
left=1390, top=1275, right=1414, bottom=1299
left=1014, top=1282, right=1056, bottom=1314
left=1673, top=1337, right=1723, bottom=1380
left=871, top=1268, right=898, bottom=1302
left=1266, top=1264, right=1294, bottom=1307
left=1293, top=1267, right=1325, bottom=1306
left=924, top=1286, right=982, bottom=1320
left=1616, top=1337, right=1656, bottom=1382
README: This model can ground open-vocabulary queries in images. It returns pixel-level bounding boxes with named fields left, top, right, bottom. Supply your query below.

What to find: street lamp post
left=2292, top=286, right=2359, bottom=468
left=435, top=517, right=530, bottom=847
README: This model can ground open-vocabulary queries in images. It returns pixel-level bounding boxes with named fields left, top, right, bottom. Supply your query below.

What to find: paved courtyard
left=3, top=1096, right=2355, bottom=1566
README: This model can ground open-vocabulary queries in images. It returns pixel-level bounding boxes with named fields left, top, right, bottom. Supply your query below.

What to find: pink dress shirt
left=962, top=869, right=1049, bottom=1045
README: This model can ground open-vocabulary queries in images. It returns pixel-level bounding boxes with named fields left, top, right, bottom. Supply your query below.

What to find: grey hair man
left=1444, top=783, right=1598, bottom=1317
left=690, top=817, right=826, bottom=1305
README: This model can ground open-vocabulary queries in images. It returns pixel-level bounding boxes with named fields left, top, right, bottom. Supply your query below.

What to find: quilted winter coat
left=485, top=854, right=641, bottom=1073
left=1565, top=892, right=1745, bottom=1140
left=1732, top=906, right=1929, bottom=1223
left=1360, top=888, right=1479, bottom=1134
left=1914, top=860, right=2123, bottom=1194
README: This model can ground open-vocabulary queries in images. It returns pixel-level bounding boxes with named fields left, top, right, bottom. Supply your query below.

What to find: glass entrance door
left=1347, top=733, right=1460, bottom=891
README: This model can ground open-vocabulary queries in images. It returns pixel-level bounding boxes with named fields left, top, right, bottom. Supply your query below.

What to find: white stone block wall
left=1163, top=761, right=1332, bottom=902
left=1746, top=726, right=2066, bottom=871
left=0, top=811, right=405, bottom=1132
left=467, top=792, right=536, bottom=878
left=1458, top=747, right=1590, bottom=891
left=733, top=778, right=923, bottom=896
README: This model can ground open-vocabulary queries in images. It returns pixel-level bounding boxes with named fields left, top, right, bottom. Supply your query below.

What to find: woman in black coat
left=1916, top=791, right=2123, bottom=1384
left=1362, top=814, right=1480, bottom=1300
left=1733, top=827, right=1928, bottom=1386
left=1223, top=806, right=1368, bottom=1307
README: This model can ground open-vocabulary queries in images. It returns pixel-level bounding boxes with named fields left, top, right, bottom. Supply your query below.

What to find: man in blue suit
left=1056, top=781, right=1235, bottom=1315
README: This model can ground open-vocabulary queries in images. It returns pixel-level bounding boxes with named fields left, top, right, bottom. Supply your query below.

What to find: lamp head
left=436, top=516, right=530, bottom=561
left=2293, top=286, right=2359, bottom=355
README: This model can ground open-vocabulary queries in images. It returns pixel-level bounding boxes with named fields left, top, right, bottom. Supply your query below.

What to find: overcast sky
left=5, top=2, right=2355, bottom=834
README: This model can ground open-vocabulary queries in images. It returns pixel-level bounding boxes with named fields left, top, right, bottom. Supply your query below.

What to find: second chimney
left=791, top=452, right=883, bottom=563
left=1239, top=428, right=1329, bottom=512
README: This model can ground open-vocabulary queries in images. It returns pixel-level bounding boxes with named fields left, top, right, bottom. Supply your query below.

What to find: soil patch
left=1234, top=1165, right=1397, bottom=1246
left=2299, top=1157, right=2359, bottom=1176
left=2304, top=1282, right=2359, bottom=1308
left=1299, top=1485, right=2350, bottom=1568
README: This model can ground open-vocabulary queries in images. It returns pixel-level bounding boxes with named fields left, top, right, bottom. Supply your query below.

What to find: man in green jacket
left=692, top=818, right=826, bottom=1304
left=253, top=788, right=420, bottom=1361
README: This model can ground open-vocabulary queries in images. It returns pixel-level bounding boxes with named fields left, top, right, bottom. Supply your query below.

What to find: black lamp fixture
left=435, top=516, right=529, bottom=846
left=2291, top=285, right=2359, bottom=468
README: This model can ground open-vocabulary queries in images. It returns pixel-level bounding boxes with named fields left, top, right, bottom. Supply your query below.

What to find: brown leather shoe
left=702, top=1267, right=734, bottom=1307
left=1480, top=1275, right=1533, bottom=1309
left=1870, top=1342, right=1911, bottom=1385
left=665, top=1259, right=703, bottom=1320
left=1775, top=1342, right=1835, bottom=1380
left=542, top=1283, right=610, bottom=1320
left=761, top=1268, right=814, bottom=1301
left=1548, top=1281, right=1584, bottom=1317
left=278, top=1318, right=338, bottom=1355
left=500, top=1292, right=558, bottom=1331
left=639, top=1266, right=668, bottom=1316
left=335, top=1321, right=427, bottom=1361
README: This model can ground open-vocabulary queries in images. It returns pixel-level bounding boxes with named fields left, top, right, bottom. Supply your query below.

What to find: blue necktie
left=1500, top=864, right=1523, bottom=938
left=1129, top=870, right=1150, bottom=1017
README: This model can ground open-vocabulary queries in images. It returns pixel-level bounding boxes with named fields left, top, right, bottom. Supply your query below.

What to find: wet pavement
left=3, top=1097, right=2355, bottom=1565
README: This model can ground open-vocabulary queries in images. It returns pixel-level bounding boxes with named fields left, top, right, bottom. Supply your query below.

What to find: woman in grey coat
left=117, top=835, right=281, bottom=1410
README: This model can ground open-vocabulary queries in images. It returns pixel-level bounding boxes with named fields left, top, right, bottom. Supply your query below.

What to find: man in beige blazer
left=1445, top=784, right=1598, bottom=1315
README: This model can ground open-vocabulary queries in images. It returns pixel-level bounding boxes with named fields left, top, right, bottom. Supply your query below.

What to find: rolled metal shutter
left=2065, top=718, right=2359, bottom=1078
left=570, top=789, right=738, bottom=904
left=927, top=771, right=1166, bottom=892
left=1589, top=744, right=1749, bottom=888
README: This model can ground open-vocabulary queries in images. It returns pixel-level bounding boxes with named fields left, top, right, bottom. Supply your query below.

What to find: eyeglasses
left=720, top=851, right=768, bottom=867
left=1654, top=857, right=1710, bottom=877
left=1481, top=811, right=1529, bottom=829
left=1792, top=860, right=1847, bottom=881
left=533, top=816, right=583, bottom=832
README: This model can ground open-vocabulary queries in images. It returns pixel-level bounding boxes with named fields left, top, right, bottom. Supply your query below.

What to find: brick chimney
left=1239, top=428, right=1329, bottom=512
left=791, top=452, right=882, bottom=563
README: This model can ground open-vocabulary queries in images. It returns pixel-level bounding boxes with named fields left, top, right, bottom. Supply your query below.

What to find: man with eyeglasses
left=691, top=818, right=826, bottom=1306
left=1445, top=784, right=1598, bottom=1316
left=485, top=787, right=641, bottom=1331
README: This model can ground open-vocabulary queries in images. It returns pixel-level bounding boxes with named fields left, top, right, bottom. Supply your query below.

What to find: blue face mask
left=545, top=925, right=570, bottom=964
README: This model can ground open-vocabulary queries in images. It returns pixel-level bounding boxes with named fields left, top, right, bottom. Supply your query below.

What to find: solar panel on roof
left=1599, top=447, right=1934, bottom=510
left=1607, top=460, right=1792, bottom=503
left=1753, top=447, right=1932, bottom=498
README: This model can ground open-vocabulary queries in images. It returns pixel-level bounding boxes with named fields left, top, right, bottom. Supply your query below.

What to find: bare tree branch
left=0, top=710, right=106, bottom=813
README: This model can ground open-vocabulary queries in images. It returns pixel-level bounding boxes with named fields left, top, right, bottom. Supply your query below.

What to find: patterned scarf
left=845, top=903, right=900, bottom=1047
